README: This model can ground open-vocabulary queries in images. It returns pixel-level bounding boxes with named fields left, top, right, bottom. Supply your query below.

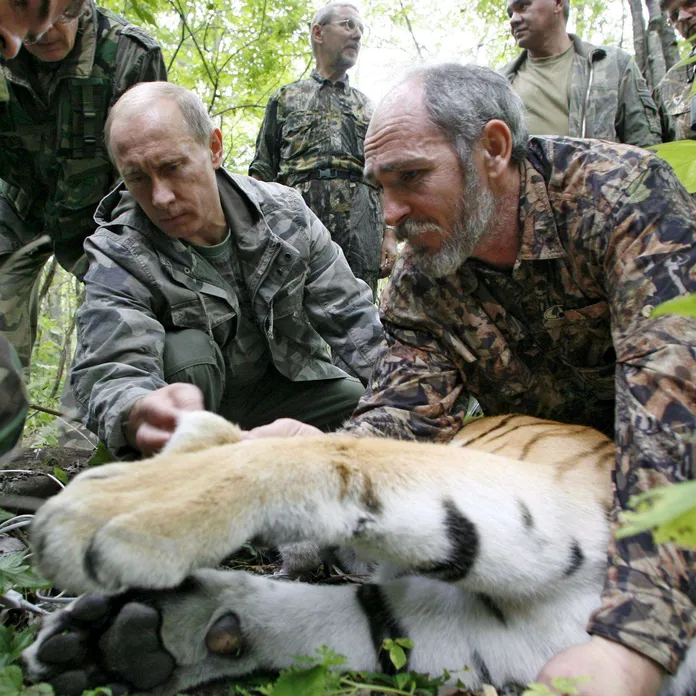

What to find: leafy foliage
left=0, top=553, right=50, bottom=594
left=522, top=677, right=591, bottom=696
left=651, top=292, right=696, bottom=318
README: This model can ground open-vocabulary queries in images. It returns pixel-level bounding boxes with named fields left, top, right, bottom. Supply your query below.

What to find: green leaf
left=52, top=467, right=68, bottom=485
left=0, top=509, right=14, bottom=523
left=0, top=665, right=23, bottom=696
left=522, top=686, right=556, bottom=696
left=395, top=637, right=414, bottom=649
left=271, top=665, right=327, bottom=696
left=648, top=141, right=696, bottom=193
left=652, top=294, right=696, bottom=318
left=23, top=684, right=54, bottom=696
left=88, top=441, right=113, bottom=467
left=0, top=552, right=50, bottom=593
left=617, top=480, right=696, bottom=547
left=388, top=643, right=407, bottom=670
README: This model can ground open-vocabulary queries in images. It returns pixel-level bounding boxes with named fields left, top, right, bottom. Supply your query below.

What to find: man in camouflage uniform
left=0, top=334, right=27, bottom=457
left=654, top=0, right=696, bottom=141
left=249, top=2, right=396, bottom=300
left=335, top=64, right=695, bottom=696
left=71, top=82, right=383, bottom=458
left=0, top=0, right=166, bottom=372
left=0, top=0, right=82, bottom=59
left=501, top=0, right=662, bottom=146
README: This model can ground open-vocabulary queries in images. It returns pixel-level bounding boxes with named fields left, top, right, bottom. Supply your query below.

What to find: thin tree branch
left=398, top=0, right=423, bottom=61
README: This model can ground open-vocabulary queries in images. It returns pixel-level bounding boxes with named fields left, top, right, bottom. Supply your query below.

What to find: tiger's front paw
left=24, top=572, right=258, bottom=696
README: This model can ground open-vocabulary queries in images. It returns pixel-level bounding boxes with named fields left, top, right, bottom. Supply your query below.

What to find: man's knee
left=163, top=329, right=225, bottom=412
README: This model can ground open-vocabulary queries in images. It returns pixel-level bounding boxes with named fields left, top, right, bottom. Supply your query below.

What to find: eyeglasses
left=326, top=18, right=365, bottom=34
left=23, top=0, right=83, bottom=44
left=669, top=0, right=696, bottom=24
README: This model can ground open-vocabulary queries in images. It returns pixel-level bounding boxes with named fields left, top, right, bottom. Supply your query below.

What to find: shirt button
left=184, top=268, right=191, bottom=275
left=284, top=252, right=291, bottom=260
left=641, top=304, right=654, bottom=318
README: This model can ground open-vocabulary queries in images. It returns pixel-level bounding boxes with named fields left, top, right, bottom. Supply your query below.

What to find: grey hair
left=310, top=2, right=358, bottom=56
left=410, top=63, right=529, bottom=168
left=104, top=82, right=215, bottom=165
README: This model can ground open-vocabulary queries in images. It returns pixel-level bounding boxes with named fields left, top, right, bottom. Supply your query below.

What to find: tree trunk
left=645, top=0, right=667, bottom=88
left=661, top=19, right=680, bottom=71
left=628, top=0, right=648, bottom=74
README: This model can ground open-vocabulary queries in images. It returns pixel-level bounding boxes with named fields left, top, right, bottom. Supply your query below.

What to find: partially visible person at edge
left=70, top=82, right=384, bottom=459
left=654, top=0, right=696, bottom=141
left=501, top=0, right=662, bottom=146
left=0, top=335, right=28, bottom=457
left=248, top=2, right=397, bottom=300
left=252, top=64, right=696, bottom=696
left=0, top=0, right=80, bottom=59
left=0, top=0, right=166, bottom=376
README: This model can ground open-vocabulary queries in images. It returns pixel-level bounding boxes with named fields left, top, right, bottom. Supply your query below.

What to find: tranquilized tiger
left=23, top=411, right=696, bottom=695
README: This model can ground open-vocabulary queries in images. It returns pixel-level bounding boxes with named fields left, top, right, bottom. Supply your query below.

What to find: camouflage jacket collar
left=94, top=169, right=285, bottom=262
left=515, top=142, right=567, bottom=263
left=503, top=33, right=606, bottom=76
left=310, top=68, right=350, bottom=92
left=2, top=0, right=99, bottom=95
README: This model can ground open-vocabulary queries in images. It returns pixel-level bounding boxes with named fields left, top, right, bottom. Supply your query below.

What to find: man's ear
left=311, top=23, right=324, bottom=47
left=210, top=128, right=224, bottom=169
left=480, top=119, right=513, bottom=182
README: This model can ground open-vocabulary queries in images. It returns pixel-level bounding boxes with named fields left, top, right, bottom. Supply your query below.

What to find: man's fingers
left=135, top=424, right=173, bottom=456
left=242, top=418, right=323, bottom=440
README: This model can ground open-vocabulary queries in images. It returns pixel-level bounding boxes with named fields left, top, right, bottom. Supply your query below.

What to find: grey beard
left=404, top=178, right=496, bottom=278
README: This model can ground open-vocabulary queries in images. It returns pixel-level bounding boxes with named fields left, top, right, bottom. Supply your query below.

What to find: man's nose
left=152, top=178, right=175, bottom=208
left=0, top=25, right=24, bottom=59
left=509, top=11, right=522, bottom=27
left=382, top=191, right=410, bottom=229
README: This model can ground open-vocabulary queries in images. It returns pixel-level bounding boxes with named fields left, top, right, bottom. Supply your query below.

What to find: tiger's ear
left=161, top=411, right=242, bottom=456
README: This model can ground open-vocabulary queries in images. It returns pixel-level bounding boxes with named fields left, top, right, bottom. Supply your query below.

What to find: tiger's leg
left=24, top=567, right=597, bottom=696
left=31, top=411, right=609, bottom=601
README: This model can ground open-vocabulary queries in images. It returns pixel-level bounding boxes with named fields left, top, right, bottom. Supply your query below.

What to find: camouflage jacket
left=346, top=137, right=696, bottom=673
left=248, top=70, right=373, bottom=186
left=654, top=45, right=695, bottom=142
left=0, top=334, right=28, bottom=457
left=0, top=1, right=166, bottom=273
left=72, top=170, right=384, bottom=455
left=501, top=34, right=662, bottom=147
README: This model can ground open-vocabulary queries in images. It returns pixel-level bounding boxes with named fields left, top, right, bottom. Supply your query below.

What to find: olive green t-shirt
left=512, top=42, right=575, bottom=136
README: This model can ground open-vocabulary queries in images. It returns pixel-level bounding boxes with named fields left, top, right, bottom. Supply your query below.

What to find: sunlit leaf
left=648, top=141, right=696, bottom=193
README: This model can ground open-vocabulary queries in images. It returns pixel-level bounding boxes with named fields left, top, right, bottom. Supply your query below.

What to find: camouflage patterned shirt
left=249, top=71, right=383, bottom=290
left=501, top=34, right=662, bottom=147
left=654, top=46, right=696, bottom=142
left=72, top=170, right=384, bottom=456
left=0, top=0, right=166, bottom=273
left=346, top=136, right=696, bottom=673
left=248, top=70, right=373, bottom=185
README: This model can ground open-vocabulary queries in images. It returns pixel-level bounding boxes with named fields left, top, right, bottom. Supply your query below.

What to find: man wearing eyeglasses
left=654, top=0, right=696, bottom=141
left=0, top=0, right=80, bottom=59
left=0, top=0, right=166, bottom=379
left=249, top=3, right=397, bottom=302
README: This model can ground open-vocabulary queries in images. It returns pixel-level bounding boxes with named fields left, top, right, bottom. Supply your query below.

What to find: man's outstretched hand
left=537, top=635, right=664, bottom=696
left=125, top=383, right=205, bottom=456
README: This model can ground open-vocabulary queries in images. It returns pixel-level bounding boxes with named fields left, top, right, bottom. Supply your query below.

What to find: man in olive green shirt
left=501, top=0, right=662, bottom=146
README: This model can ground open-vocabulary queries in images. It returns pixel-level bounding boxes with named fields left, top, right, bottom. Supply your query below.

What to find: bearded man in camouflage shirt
left=320, top=63, right=694, bottom=696
left=0, top=0, right=166, bottom=372
left=249, top=2, right=396, bottom=299
left=71, top=82, right=383, bottom=459
left=655, top=0, right=696, bottom=141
